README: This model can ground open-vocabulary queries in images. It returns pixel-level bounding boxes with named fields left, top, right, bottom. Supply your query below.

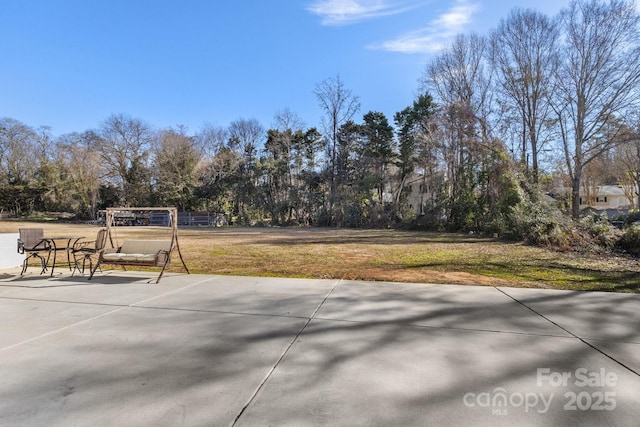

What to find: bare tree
left=228, top=117, right=264, bottom=163
left=422, top=33, right=498, bottom=229
left=617, top=112, right=640, bottom=209
left=195, top=124, right=227, bottom=158
left=0, top=118, right=40, bottom=214
left=57, top=131, right=102, bottom=218
left=153, top=127, right=202, bottom=211
left=551, top=0, right=640, bottom=219
left=0, top=117, right=38, bottom=185
left=314, top=74, right=360, bottom=222
left=274, top=108, right=305, bottom=133
left=273, top=108, right=305, bottom=187
left=489, top=8, right=559, bottom=184
left=94, top=113, right=156, bottom=206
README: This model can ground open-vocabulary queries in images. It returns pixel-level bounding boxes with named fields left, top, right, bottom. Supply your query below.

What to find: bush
left=617, top=225, right=640, bottom=256
left=564, top=213, right=621, bottom=253
left=622, top=210, right=640, bottom=226
left=400, top=202, right=447, bottom=231
left=506, top=193, right=569, bottom=247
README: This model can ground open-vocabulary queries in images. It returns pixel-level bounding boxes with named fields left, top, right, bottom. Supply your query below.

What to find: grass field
left=3, top=221, right=639, bottom=292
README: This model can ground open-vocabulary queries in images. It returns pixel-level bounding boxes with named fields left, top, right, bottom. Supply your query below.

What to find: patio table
left=45, top=236, right=84, bottom=276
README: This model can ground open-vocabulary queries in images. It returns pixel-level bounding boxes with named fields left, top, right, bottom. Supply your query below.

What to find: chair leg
left=21, top=253, right=49, bottom=276
left=72, top=255, right=82, bottom=276
left=156, top=259, right=171, bottom=283
left=88, top=258, right=102, bottom=280
left=92, top=258, right=102, bottom=274
left=72, top=253, right=98, bottom=276
left=39, top=254, right=48, bottom=275
left=44, top=251, right=52, bottom=273
left=85, top=255, right=101, bottom=275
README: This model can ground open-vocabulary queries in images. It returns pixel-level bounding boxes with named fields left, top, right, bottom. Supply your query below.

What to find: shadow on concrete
left=0, top=277, right=638, bottom=426
left=230, top=285, right=640, bottom=426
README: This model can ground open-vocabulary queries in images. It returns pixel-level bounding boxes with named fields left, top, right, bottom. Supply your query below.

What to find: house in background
left=401, top=172, right=440, bottom=215
left=549, top=184, right=638, bottom=215
left=401, top=177, right=639, bottom=218
left=579, top=185, right=638, bottom=211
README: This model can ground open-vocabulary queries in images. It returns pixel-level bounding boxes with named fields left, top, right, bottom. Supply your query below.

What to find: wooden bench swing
left=89, top=207, right=190, bottom=283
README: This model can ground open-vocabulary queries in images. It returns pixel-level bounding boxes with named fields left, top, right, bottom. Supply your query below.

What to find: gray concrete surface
left=0, top=269, right=638, bottom=426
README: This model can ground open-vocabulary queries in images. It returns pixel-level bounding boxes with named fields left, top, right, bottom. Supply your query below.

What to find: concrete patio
left=0, top=268, right=638, bottom=426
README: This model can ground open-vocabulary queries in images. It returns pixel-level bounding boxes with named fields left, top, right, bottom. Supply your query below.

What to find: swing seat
left=102, top=240, right=171, bottom=265
left=90, top=239, right=174, bottom=283
left=89, top=207, right=190, bottom=284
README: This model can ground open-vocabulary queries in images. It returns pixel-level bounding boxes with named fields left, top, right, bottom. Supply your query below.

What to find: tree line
left=2, top=0, right=640, bottom=236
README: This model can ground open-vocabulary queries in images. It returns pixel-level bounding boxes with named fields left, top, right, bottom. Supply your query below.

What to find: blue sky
left=1, top=0, right=573, bottom=136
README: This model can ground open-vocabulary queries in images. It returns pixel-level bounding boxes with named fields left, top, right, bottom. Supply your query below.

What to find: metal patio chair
left=72, top=228, right=107, bottom=275
left=17, top=228, right=51, bottom=275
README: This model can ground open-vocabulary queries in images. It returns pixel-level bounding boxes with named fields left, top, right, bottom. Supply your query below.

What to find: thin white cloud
left=308, top=0, right=413, bottom=25
left=369, top=0, right=479, bottom=54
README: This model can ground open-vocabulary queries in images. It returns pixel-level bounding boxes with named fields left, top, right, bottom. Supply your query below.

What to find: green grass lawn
left=3, top=222, right=639, bottom=292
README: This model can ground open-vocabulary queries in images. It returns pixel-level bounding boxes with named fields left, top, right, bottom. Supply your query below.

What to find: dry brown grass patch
left=2, top=223, right=638, bottom=291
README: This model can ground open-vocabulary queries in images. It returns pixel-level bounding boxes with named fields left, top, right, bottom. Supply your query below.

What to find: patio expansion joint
left=230, top=278, right=343, bottom=427
left=581, top=336, right=640, bottom=345
left=310, top=316, right=577, bottom=339
left=0, top=276, right=215, bottom=353
left=0, top=295, right=128, bottom=308
left=128, top=304, right=312, bottom=321
left=0, top=304, right=128, bottom=353
left=495, top=287, right=640, bottom=378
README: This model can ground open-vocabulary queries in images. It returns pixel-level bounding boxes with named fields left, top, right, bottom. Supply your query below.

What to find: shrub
left=622, top=210, right=640, bottom=226
left=617, top=225, right=640, bottom=256
left=400, top=202, right=447, bottom=231
left=506, top=193, right=569, bottom=247
left=565, top=214, right=620, bottom=253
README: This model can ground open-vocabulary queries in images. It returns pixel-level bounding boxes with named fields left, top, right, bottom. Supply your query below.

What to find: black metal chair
left=72, top=228, right=107, bottom=275
left=17, top=228, right=51, bottom=275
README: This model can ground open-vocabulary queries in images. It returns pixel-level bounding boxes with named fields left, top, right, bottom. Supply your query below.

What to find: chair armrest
left=73, top=239, right=95, bottom=251
left=155, top=249, right=170, bottom=266
left=17, top=238, right=50, bottom=253
left=100, top=247, right=121, bottom=254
